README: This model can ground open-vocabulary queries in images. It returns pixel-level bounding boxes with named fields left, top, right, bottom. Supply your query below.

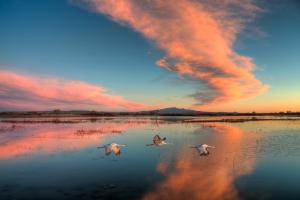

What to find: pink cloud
left=79, top=0, right=270, bottom=109
left=0, top=70, right=148, bottom=111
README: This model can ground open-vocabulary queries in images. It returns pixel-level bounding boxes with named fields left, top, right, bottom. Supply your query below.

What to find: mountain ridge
left=148, top=107, right=204, bottom=114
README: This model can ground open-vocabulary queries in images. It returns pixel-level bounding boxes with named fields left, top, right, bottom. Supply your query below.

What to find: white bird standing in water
left=190, top=144, right=216, bottom=156
left=97, top=143, right=127, bottom=156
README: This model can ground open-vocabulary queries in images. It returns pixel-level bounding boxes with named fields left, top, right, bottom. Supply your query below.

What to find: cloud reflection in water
left=144, top=123, right=257, bottom=200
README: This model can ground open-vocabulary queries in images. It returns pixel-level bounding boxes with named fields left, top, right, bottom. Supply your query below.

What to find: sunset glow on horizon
left=1, top=0, right=299, bottom=112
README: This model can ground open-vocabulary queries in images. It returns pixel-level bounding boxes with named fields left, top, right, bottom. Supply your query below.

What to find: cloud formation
left=0, top=70, right=147, bottom=111
left=81, top=0, right=269, bottom=108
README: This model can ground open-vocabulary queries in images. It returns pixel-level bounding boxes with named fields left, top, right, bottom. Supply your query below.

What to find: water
left=1, top=117, right=300, bottom=200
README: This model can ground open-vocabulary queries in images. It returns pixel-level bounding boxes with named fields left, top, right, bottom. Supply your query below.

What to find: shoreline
left=1, top=110, right=300, bottom=118
left=1, top=115, right=300, bottom=124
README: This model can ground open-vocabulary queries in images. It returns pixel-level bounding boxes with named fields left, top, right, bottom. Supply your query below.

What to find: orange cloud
left=0, top=70, right=148, bottom=111
left=80, top=0, right=269, bottom=108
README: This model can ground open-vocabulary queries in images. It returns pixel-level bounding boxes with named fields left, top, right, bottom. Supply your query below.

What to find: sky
left=0, top=0, right=299, bottom=112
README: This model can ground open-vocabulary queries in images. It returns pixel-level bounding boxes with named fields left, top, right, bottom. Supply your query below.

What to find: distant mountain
left=148, top=107, right=203, bottom=114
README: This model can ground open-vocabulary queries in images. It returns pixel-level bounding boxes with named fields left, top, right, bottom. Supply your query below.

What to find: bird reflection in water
left=97, top=143, right=127, bottom=156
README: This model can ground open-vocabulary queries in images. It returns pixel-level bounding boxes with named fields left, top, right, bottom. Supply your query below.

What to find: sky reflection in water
left=1, top=117, right=300, bottom=200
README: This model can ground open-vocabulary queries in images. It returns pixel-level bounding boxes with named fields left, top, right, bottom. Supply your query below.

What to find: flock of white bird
left=98, top=135, right=216, bottom=156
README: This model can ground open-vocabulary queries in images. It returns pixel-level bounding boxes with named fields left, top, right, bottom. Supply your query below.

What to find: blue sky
left=0, top=0, right=299, bottom=111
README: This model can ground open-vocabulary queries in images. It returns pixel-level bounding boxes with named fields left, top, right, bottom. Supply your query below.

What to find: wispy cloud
left=78, top=0, right=269, bottom=109
left=0, top=70, right=148, bottom=111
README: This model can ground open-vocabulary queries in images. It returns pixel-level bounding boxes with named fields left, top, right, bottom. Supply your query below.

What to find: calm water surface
left=1, top=117, right=300, bottom=200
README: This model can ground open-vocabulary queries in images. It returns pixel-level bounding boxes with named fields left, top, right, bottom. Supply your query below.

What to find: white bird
left=97, top=143, right=127, bottom=156
left=147, top=135, right=168, bottom=146
left=190, top=144, right=216, bottom=156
